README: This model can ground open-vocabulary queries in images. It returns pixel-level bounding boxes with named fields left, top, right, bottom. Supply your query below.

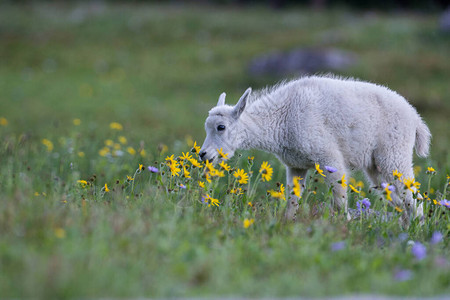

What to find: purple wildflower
left=356, top=198, right=371, bottom=212
left=325, top=166, right=337, bottom=173
left=201, top=196, right=207, bottom=204
left=148, top=166, right=159, bottom=173
left=440, top=199, right=450, bottom=208
left=381, top=182, right=395, bottom=191
left=430, top=231, right=443, bottom=245
left=331, top=241, right=346, bottom=252
left=394, top=269, right=413, bottom=282
left=411, top=242, right=427, bottom=260
left=179, top=183, right=186, bottom=189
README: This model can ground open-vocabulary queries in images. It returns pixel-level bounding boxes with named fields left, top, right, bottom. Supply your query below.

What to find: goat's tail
left=415, top=118, right=431, bottom=158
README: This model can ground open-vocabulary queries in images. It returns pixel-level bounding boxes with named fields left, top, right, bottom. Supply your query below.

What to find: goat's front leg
left=324, top=169, right=350, bottom=220
left=284, top=167, right=307, bottom=221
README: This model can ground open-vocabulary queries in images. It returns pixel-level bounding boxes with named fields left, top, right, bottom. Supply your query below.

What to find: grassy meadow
left=0, top=2, right=449, bottom=298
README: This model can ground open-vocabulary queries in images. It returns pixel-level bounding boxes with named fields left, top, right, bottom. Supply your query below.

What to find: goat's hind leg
left=371, top=150, right=419, bottom=226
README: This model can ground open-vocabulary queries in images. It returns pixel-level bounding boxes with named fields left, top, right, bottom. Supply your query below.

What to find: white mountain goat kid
left=199, top=76, right=431, bottom=223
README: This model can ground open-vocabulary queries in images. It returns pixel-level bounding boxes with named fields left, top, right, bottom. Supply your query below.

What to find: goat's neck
left=237, top=109, right=281, bottom=154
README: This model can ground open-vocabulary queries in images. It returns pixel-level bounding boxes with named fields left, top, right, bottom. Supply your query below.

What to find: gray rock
left=248, top=48, right=357, bottom=76
left=440, top=8, right=450, bottom=32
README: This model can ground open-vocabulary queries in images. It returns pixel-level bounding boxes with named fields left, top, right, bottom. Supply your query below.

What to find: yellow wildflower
left=113, top=143, right=121, bottom=150
left=217, top=148, right=229, bottom=160
left=426, top=167, right=436, bottom=174
left=140, top=149, right=146, bottom=157
left=73, top=118, right=81, bottom=126
left=268, top=184, right=285, bottom=200
left=211, top=169, right=225, bottom=178
left=403, top=177, right=420, bottom=193
left=315, top=163, right=326, bottom=177
left=248, top=156, right=254, bottom=162
left=192, top=141, right=201, bottom=154
left=210, top=197, right=220, bottom=207
left=180, top=152, right=193, bottom=161
left=243, top=218, right=255, bottom=229
left=104, top=183, right=110, bottom=192
left=204, top=160, right=215, bottom=172
left=349, top=177, right=364, bottom=188
left=189, top=158, right=202, bottom=168
left=219, top=161, right=231, bottom=171
left=77, top=180, right=88, bottom=187
left=109, top=122, right=123, bottom=130
left=339, top=174, right=347, bottom=189
left=384, top=184, right=392, bottom=201
left=54, top=228, right=66, bottom=239
left=139, top=164, right=144, bottom=171
left=169, top=163, right=181, bottom=177
left=259, top=161, right=273, bottom=182
left=127, top=176, right=134, bottom=181
left=349, top=184, right=360, bottom=194
left=99, top=147, right=109, bottom=157
left=105, top=139, right=114, bottom=147
left=0, top=117, right=8, bottom=126
left=41, top=139, right=54, bottom=152
left=233, top=168, right=249, bottom=185
left=230, top=187, right=244, bottom=195
left=198, top=181, right=205, bottom=188
left=183, top=165, right=191, bottom=179
left=393, top=169, right=403, bottom=180
left=293, top=176, right=302, bottom=198
left=165, top=154, right=177, bottom=165
left=127, top=147, right=136, bottom=155
left=118, top=136, right=127, bottom=144
left=394, top=206, right=403, bottom=213
left=205, top=173, right=211, bottom=183
left=34, top=192, right=40, bottom=196
left=248, top=202, right=253, bottom=207
left=77, top=151, right=85, bottom=158
left=203, top=160, right=223, bottom=177
left=204, top=194, right=220, bottom=207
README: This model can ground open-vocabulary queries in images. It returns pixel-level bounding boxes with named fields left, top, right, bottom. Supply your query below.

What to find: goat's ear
left=232, top=87, right=252, bottom=119
left=216, top=92, right=226, bottom=106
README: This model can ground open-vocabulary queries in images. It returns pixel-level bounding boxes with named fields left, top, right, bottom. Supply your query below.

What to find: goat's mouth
left=200, top=154, right=216, bottom=163
left=206, top=156, right=217, bottom=164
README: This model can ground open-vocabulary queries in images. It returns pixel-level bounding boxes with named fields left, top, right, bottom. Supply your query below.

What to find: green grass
left=0, top=3, right=449, bottom=299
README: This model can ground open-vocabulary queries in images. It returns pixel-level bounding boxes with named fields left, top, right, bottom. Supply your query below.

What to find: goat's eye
left=217, top=125, right=226, bottom=131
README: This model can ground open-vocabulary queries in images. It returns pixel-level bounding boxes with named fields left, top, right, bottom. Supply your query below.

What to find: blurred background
left=1, top=0, right=449, bottom=164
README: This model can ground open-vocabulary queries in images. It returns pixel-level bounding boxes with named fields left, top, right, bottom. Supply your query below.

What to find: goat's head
left=199, top=87, right=252, bottom=162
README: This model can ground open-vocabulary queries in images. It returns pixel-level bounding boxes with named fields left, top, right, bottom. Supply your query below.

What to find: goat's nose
left=199, top=151, right=207, bottom=161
